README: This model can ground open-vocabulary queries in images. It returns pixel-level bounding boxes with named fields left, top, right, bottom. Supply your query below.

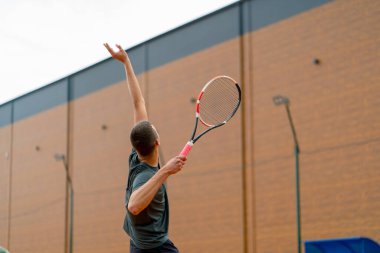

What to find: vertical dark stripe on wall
left=241, top=1, right=257, bottom=253
left=246, top=1, right=257, bottom=253
left=7, top=102, right=14, bottom=250
left=0, top=102, right=13, bottom=249
left=65, top=77, right=71, bottom=253
left=144, top=43, right=150, bottom=121
left=239, top=2, right=248, bottom=253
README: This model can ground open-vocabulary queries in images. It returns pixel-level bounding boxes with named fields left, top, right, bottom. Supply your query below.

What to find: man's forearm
left=123, top=58, right=148, bottom=122
left=128, top=156, right=185, bottom=215
left=124, top=59, right=143, bottom=104
left=128, top=169, right=169, bottom=215
left=103, top=43, right=148, bottom=122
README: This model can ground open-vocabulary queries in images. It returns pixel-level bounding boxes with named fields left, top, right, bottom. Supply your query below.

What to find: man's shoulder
left=133, top=164, right=156, bottom=180
left=129, top=148, right=138, bottom=165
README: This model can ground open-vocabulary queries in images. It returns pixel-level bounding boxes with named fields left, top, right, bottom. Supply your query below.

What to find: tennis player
left=104, top=43, right=186, bottom=253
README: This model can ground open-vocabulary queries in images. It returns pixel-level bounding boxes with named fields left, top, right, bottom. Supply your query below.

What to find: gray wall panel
left=70, top=45, right=146, bottom=100
left=249, top=0, right=330, bottom=31
left=13, top=79, right=68, bottom=122
left=0, top=103, right=12, bottom=127
left=147, top=6, right=240, bottom=70
left=128, top=45, right=146, bottom=75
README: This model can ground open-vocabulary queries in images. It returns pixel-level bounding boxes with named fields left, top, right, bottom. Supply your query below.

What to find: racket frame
left=180, top=76, right=241, bottom=157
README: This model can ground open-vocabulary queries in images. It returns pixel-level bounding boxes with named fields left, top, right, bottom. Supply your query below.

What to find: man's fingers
left=176, top=157, right=186, bottom=163
left=103, top=43, right=111, bottom=50
left=177, top=156, right=187, bottom=162
left=116, top=44, right=124, bottom=51
left=176, top=157, right=186, bottom=169
left=103, top=43, right=115, bottom=55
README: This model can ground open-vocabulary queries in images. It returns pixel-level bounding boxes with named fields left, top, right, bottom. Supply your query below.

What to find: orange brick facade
left=0, top=1, right=379, bottom=252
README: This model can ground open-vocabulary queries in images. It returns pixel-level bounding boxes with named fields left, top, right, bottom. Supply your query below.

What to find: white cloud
left=0, top=0, right=237, bottom=104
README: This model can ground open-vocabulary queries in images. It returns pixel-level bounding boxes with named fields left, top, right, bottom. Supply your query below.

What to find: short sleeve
left=132, top=169, right=155, bottom=192
left=129, top=148, right=140, bottom=168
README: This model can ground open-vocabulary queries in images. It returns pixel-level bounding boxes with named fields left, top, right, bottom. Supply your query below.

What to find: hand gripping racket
left=179, top=75, right=241, bottom=157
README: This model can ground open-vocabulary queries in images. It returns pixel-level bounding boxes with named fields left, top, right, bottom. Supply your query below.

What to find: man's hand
left=161, top=156, right=187, bottom=175
left=103, top=43, right=128, bottom=64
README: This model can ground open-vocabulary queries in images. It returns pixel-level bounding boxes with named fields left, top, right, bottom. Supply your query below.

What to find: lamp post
left=54, top=154, right=73, bottom=253
left=273, top=95, right=301, bottom=253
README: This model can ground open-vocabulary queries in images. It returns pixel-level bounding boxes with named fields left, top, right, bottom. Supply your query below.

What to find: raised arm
left=104, top=43, right=148, bottom=124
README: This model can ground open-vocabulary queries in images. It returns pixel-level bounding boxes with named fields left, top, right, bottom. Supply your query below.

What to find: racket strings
left=199, top=77, right=240, bottom=126
left=202, top=93, right=237, bottom=123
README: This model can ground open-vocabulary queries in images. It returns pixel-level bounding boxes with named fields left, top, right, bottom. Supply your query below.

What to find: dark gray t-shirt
left=123, top=149, right=169, bottom=249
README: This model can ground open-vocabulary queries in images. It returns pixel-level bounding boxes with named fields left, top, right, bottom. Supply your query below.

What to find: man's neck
left=139, top=151, right=159, bottom=167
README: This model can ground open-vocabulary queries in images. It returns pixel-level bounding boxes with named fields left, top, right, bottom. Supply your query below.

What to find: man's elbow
left=133, top=99, right=145, bottom=108
left=128, top=202, right=141, bottom=216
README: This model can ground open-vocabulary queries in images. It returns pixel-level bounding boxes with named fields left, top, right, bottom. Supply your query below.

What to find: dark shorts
left=130, top=239, right=179, bottom=253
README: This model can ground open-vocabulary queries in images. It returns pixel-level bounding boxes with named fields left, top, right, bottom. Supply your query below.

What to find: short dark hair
left=130, top=121, right=158, bottom=156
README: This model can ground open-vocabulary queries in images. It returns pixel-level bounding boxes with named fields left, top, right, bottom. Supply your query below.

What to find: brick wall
left=1, top=0, right=379, bottom=252
left=250, top=0, right=380, bottom=252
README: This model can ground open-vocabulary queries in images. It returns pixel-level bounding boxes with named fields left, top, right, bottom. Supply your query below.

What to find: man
left=0, top=246, right=10, bottom=253
left=104, top=43, right=186, bottom=253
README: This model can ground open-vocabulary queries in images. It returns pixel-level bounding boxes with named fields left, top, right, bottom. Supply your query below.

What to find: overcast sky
left=0, top=0, right=238, bottom=105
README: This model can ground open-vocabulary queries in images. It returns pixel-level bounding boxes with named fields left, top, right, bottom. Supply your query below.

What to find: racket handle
left=179, top=142, right=193, bottom=157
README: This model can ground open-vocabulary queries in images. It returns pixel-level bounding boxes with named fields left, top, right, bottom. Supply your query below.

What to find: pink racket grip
left=179, top=142, right=193, bottom=157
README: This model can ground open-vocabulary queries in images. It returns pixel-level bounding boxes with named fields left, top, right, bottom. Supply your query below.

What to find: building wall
left=251, top=0, right=380, bottom=252
left=9, top=104, right=67, bottom=253
left=1, top=0, right=379, bottom=252
left=70, top=81, right=134, bottom=253
left=148, top=38, right=244, bottom=252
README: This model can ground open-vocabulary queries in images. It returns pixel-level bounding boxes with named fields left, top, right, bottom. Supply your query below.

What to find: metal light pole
left=54, top=154, right=73, bottom=253
left=273, top=95, right=301, bottom=253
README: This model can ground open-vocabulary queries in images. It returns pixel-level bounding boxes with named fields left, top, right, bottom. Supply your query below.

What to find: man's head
left=130, top=121, right=159, bottom=157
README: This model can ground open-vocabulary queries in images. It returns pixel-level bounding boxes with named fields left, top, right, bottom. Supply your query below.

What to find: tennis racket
left=179, top=75, right=241, bottom=157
